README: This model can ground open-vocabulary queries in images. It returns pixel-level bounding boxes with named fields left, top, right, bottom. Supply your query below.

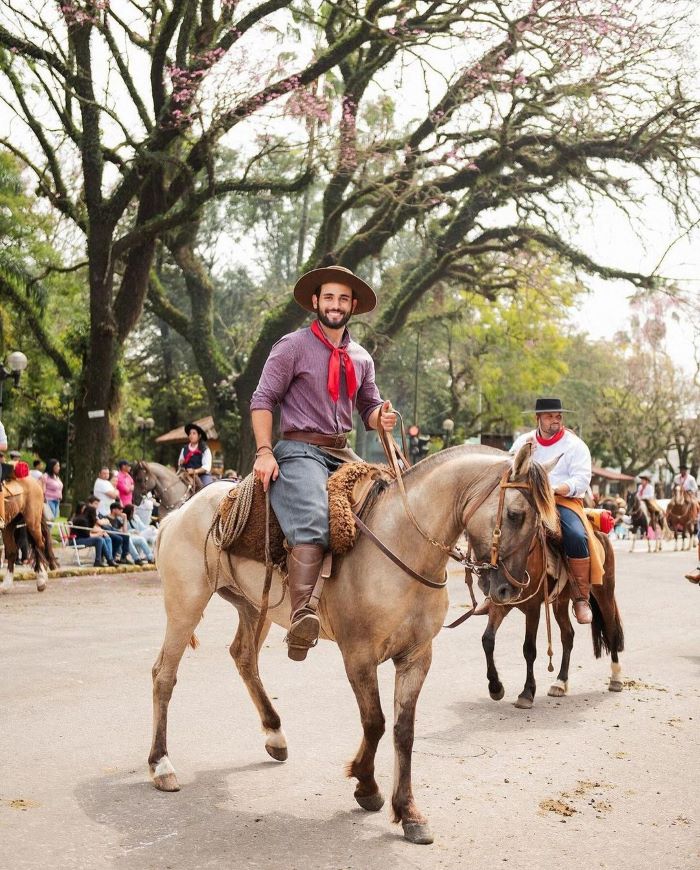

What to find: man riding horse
left=250, top=263, right=397, bottom=661
left=506, top=397, right=600, bottom=624
left=636, top=472, right=664, bottom=526
left=673, top=464, right=698, bottom=496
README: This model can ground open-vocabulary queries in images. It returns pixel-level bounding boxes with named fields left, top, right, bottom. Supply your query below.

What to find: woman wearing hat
left=177, top=423, right=213, bottom=487
left=250, top=264, right=397, bottom=662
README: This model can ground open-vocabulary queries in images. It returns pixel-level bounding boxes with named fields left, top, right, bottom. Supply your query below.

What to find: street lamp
left=0, top=351, right=28, bottom=414
left=442, top=418, right=455, bottom=449
left=135, top=416, right=155, bottom=458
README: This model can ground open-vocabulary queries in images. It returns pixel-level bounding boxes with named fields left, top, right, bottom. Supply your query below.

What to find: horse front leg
left=482, top=605, right=507, bottom=700
left=392, top=643, right=433, bottom=845
left=342, top=653, right=385, bottom=812
left=219, top=588, right=287, bottom=762
left=548, top=593, right=574, bottom=698
left=514, top=605, right=541, bottom=709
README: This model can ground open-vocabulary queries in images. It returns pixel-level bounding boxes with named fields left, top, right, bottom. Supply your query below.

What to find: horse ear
left=511, top=442, right=532, bottom=479
left=540, top=454, right=562, bottom=475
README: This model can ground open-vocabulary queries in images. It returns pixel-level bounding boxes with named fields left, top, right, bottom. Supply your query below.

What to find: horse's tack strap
left=352, top=512, right=448, bottom=589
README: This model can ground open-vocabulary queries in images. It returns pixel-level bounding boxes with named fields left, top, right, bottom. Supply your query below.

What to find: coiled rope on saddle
left=205, top=472, right=276, bottom=647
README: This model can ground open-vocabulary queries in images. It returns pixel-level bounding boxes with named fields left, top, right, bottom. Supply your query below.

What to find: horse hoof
left=489, top=687, right=505, bottom=701
left=265, top=744, right=288, bottom=762
left=608, top=680, right=624, bottom=693
left=514, top=695, right=533, bottom=709
left=548, top=681, right=568, bottom=698
left=36, top=579, right=47, bottom=592
left=402, top=821, right=434, bottom=845
left=355, top=791, right=384, bottom=812
left=153, top=773, right=180, bottom=792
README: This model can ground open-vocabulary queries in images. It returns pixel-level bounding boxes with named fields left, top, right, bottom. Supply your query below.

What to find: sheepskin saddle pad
left=218, top=461, right=393, bottom=566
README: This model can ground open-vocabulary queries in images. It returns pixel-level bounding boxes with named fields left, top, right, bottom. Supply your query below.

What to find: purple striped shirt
left=250, top=325, right=384, bottom=433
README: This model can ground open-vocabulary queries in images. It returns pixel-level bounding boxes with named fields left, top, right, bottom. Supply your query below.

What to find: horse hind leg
left=392, top=643, right=434, bottom=845
left=1, top=528, right=18, bottom=592
left=218, top=587, right=287, bottom=762
left=24, top=517, right=48, bottom=591
left=148, top=602, right=207, bottom=792
left=342, top=652, right=385, bottom=812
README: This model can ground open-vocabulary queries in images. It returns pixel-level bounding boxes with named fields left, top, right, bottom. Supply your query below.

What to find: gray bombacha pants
left=270, top=439, right=354, bottom=548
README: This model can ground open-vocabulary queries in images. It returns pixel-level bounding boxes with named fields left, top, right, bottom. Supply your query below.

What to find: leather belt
left=282, top=431, right=348, bottom=449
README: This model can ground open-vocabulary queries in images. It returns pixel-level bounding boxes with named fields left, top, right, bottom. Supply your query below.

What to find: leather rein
left=353, top=423, right=536, bottom=593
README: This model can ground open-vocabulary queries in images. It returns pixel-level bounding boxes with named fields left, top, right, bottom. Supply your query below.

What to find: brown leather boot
left=568, top=556, right=592, bottom=624
left=286, top=543, right=324, bottom=661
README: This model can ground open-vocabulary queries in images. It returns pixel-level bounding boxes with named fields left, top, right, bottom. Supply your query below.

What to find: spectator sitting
left=93, top=467, right=120, bottom=516
left=116, top=459, right=134, bottom=506
left=30, top=460, right=44, bottom=481
left=70, top=501, right=116, bottom=567
left=122, top=504, right=155, bottom=563
left=43, top=458, right=64, bottom=520
left=104, top=501, right=134, bottom=564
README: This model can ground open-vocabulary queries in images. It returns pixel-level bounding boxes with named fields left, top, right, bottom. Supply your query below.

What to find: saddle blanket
left=218, top=462, right=393, bottom=567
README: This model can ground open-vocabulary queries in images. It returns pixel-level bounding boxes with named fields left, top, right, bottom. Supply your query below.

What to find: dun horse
left=1, top=475, right=58, bottom=592
left=665, top=485, right=697, bottom=551
left=480, top=531, right=624, bottom=709
left=149, top=444, right=558, bottom=845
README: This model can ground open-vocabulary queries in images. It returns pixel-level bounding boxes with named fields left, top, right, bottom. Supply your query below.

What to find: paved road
left=1, top=544, right=698, bottom=869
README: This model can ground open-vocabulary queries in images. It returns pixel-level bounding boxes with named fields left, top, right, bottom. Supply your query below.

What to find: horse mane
left=525, top=460, right=560, bottom=535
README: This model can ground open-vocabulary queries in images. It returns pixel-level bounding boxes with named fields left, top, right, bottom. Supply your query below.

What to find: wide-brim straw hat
left=293, top=265, right=377, bottom=315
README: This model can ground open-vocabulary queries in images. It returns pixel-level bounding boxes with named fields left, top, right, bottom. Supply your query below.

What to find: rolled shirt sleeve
left=201, top=447, right=212, bottom=473
left=355, top=356, right=383, bottom=431
left=562, top=438, right=592, bottom=498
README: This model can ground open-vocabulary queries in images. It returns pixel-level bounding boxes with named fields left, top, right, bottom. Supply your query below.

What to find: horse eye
left=506, top=509, right=525, bottom=526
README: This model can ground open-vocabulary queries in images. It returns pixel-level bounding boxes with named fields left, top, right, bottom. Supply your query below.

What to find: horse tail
left=189, top=633, right=199, bottom=650
left=590, top=593, right=625, bottom=659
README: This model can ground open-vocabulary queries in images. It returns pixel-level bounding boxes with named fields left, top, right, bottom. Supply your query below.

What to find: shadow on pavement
left=75, top=764, right=409, bottom=869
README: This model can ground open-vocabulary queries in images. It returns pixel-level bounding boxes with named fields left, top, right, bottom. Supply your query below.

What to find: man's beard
left=317, top=309, right=352, bottom=330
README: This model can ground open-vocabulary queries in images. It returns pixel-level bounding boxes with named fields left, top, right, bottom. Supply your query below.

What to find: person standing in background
left=116, top=459, right=135, bottom=506
left=43, top=459, right=64, bottom=520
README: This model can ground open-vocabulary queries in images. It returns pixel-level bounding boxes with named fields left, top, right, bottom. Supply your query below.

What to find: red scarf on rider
left=311, top=320, right=357, bottom=403
left=536, top=427, right=565, bottom=447
left=182, top=447, right=201, bottom=465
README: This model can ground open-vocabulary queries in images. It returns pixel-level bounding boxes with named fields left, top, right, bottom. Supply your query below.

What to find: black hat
left=679, top=464, right=689, bottom=471
left=293, top=265, right=377, bottom=315
left=184, top=422, right=208, bottom=441
left=531, top=397, right=573, bottom=414
left=117, top=458, right=131, bottom=468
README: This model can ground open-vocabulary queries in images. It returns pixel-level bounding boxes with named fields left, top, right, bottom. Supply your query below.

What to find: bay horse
left=131, top=460, right=194, bottom=517
left=1, top=475, right=58, bottom=592
left=665, top=485, right=698, bottom=551
left=626, top=491, right=663, bottom=552
left=480, top=531, right=624, bottom=709
left=149, top=444, right=558, bottom=845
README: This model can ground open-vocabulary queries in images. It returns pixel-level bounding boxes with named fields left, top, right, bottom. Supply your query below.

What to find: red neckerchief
left=183, top=447, right=201, bottom=464
left=311, top=320, right=357, bottom=402
left=536, top=427, right=565, bottom=447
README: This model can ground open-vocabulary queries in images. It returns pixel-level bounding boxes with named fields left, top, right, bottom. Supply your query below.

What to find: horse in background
left=626, top=491, right=663, bottom=552
left=131, top=460, right=194, bottom=517
left=665, top=485, right=698, bottom=551
left=481, top=530, right=624, bottom=709
left=1, top=475, right=58, bottom=593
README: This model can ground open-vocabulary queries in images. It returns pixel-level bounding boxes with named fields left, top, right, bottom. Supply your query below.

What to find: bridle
left=134, top=462, right=193, bottom=511
left=354, top=427, right=542, bottom=594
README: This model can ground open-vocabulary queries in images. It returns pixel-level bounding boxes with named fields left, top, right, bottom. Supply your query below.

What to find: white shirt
left=134, top=494, right=155, bottom=527
left=510, top=429, right=592, bottom=498
left=178, top=445, right=212, bottom=473
left=0, top=420, right=6, bottom=451
left=637, top=482, right=654, bottom=500
left=673, top=473, right=698, bottom=494
left=30, top=469, right=44, bottom=481
left=93, top=477, right=118, bottom=515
